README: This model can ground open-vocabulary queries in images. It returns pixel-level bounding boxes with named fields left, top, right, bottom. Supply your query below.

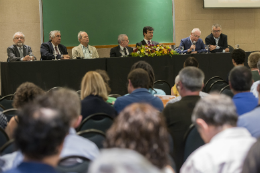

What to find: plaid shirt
left=0, top=113, right=7, bottom=129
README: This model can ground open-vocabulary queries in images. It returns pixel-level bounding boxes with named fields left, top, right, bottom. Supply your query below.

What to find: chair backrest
left=77, top=90, right=81, bottom=97
left=2, top=108, right=18, bottom=122
left=220, top=85, right=234, bottom=98
left=77, top=113, right=114, bottom=133
left=47, top=87, right=62, bottom=93
left=203, top=76, right=224, bottom=93
left=56, top=156, right=91, bottom=173
left=77, top=129, right=106, bottom=149
left=108, top=94, right=121, bottom=98
left=208, top=80, right=228, bottom=93
left=0, top=139, right=16, bottom=156
left=0, top=94, right=14, bottom=110
left=0, top=128, right=9, bottom=149
left=183, top=124, right=205, bottom=162
left=153, top=80, right=171, bottom=95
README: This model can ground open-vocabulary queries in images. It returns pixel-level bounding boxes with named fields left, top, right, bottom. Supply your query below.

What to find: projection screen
left=204, top=0, right=260, bottom=8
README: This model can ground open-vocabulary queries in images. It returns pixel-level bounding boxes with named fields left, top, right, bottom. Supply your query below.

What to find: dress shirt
left=4, top=162, right=58, bottom=173
left=119, top=45, right=129, bottom=57
left=251, top=80, right=260, bottom=98
left=0, top=113, right=7, bottom=129
left=180, top=127, right=256, bottom=173
left=144, top=38, right=152, bottom=45
left=213, top=36, right=220, bottom=49
left=232, top=92, right=258, bottom=116
left=51, top=42, right=61, bottom=56
left=81, top=44, right=92, bottom=59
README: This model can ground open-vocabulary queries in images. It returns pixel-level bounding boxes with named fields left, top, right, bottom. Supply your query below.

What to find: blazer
left=205, top=33, right=228, bottom=53
left=110, top=45, right=133, bottom=57
left=72, top=44, right=99, bottom=59
left=40, top=41, right=68, bottom=60
left=7, top=45, right=36, bottom=62
left=177, top=36, right=206, bottom=54
left=136, top=40, right=159, bottom=47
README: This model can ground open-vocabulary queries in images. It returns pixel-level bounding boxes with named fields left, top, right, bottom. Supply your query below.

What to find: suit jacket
left=7, top=45, right=36, bottom=62
left=163, top=95, right=201, bottom=172
left=40, top=41, right=68, bottom=60
left=177, top=36, right=206, bottom=54
left=72, top=44, right=99, bottom=59
left=110, top=45, right=133, bottom=57
left=205, top=33, right=228, bottom=53
left=136, top=40, right=159, bottom=47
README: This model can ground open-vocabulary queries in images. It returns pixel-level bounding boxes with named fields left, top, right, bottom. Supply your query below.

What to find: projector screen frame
left=203, top=0, right=260, bottom=8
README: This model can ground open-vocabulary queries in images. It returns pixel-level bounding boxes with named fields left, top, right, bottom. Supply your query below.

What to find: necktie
left=124, top=48, right=127, bottom=56
left=55, top=46, right=60, bottom=55
left=148, top=41, right=151, bottom=46
left=19, top=47, right=23, bottom=57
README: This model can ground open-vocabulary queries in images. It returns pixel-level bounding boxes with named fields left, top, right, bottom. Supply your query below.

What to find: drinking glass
left=180, top=46, right=184, bottom=54
left=205, top=45, right=209, bottom=53
left=235, top=44, right=239, bottom=49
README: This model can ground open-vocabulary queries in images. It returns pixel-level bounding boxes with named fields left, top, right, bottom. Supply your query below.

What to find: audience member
left=163, top=66, right=204, bottom=172
left=177, top=28, right=206, bottom=54
left=205, top=24, right=229, bottom=53
left=7, top=32, right=36, bottom=62
left=251, top=59, right=260, bottom=98
left=113, top=69, right=164, bottom=113
left=5, top=82, right=45, bottom=139
left=110, top=34, right=133, bottom=57
left=104, top=103, right=174, bottom=173
left=136, top=26, right=159, bottom=47
left=229, top=66, right=258, bottom=115
left=72, top=31, right=99, bottom=59
left=0, top=113, right=8, bottom=130
left=248, top=52, right=260, bottom=82
left=80, top=71, right=117, bottom=120
left=40, top=30, right=70, bottom=60
left=180, top=94, right=256, bottom=173
left=131, top=61, right=165, bottom=95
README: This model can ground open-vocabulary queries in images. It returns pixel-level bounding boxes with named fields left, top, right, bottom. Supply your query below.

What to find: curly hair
left=13, top=82, right=45, bottom=108
left=104, top=103, right=169, bottom=169
left=248, top=52, right=260, bottom=69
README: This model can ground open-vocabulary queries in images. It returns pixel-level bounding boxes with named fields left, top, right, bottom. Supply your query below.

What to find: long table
left=1, top=53, right=251, bottom=96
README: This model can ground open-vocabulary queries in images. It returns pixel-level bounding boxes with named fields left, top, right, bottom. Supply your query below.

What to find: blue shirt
left=4, top=162, right=58, bottom=173
left=232, top=92, right=258, bottom=116
left=148, top=88, right=166, bottom=95
left=114, top=88, right=164, bottom=113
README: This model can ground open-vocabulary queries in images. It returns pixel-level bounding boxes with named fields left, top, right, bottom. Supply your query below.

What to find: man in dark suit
left=110, top=34, right=133, bottom=57
left=163, top=67, right=204, bottom=172
left=7, top=32, right=36, bottom=62
left=40, top=30, right=70, bottom=60
left=205, top=24, right=229, bottom=53
left=136, top=26, right=159, bottom=47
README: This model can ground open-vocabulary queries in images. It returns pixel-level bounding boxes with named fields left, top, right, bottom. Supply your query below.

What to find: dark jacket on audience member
left=40, top=41, right=68, bottom=60
left=205, top=33, right=228, bottom=53
left=81, top=95, right=117, bottom=121
left=163, top=95, right=201, bottom=172
left=110, top=45, right=133, bottom=57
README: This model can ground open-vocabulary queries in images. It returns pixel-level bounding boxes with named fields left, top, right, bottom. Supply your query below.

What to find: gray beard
left=17, top=43, right=23, bottom=46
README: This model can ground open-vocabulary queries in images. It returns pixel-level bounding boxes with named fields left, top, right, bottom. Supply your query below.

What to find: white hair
left=13, top=32, right=25, bottom=39
left=118, top=34, right=127, bottom=44
left=175, top=75, right=180, bottom=84
left=191, top=28, right=201, bottom=34
left=78, top=31, right=87, bottom=40
left=49, top=30, right=60, bottom=40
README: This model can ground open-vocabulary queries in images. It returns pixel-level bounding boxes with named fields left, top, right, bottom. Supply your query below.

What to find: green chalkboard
left=42, top=0, right=173, bottom=46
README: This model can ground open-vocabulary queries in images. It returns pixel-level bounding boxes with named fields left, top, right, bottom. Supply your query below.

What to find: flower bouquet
left=131, top=44, right=179, bottom=57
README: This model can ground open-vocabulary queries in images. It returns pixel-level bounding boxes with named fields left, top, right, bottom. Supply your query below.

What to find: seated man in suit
left=136, top=26, right=159, bottom=47
left=40, top=30, right=70, bottom=60
left=7, top=32, right=36, bottom=62
left=177, top=28, right=206, bottom=54
left=110, top=34, right=133, bottom=57
left=72, top=31, right=99, bottom=59
left=205, top=24, right=229, bottom=53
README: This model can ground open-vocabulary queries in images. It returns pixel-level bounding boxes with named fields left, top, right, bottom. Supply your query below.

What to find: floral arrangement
left=131, top=44, right=179, bottom=57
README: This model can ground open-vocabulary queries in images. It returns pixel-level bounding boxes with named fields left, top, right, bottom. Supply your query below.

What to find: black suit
left=7, top=45, right=36, bottom=62
left=40, top=41, right=68, bottom=60
left=205, top=33, right=228, bottom=53
left=163, top=95, right=201, bottom=172
left=136, top=40, right=159, bottom=47
left=110, top=45, right=133, bottom=57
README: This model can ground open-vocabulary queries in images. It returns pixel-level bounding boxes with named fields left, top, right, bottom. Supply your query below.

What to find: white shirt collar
left=144, top=38, right=152, bottom=44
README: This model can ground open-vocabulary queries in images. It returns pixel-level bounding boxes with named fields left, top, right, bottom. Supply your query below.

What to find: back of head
left=81, top=71, right=108, bottom=101
left=104, top=103, right=169, bottom=169
left=14, top=103, right=69, bottom=160
left=128, top=68, right=150, bottom=89
left=96, top=69, right=111, bottom=94
left=13, top=82, right=45, bottom=108
left=143, top=26, right=154, bottom=36
left=229, top=66, right=252, bottom=92
left=232, top=49, right=246, bottom=65
left=179, top=67, right=204, bottom=92
left=192, top=94, right=238, bottom=127
left=131, top=61, right=155, bottom=88
left=184, top=57, right=199, bottom=68
left=248, top=52, right=260, bottom=69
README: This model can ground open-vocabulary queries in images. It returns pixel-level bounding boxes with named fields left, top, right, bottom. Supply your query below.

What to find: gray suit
left=7, top=45, right=36, bottom=62
left=136, top=40, right=159, bottom=47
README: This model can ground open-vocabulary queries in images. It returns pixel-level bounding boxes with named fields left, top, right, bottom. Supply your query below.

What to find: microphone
left=192, top=41, right=196, bottom=52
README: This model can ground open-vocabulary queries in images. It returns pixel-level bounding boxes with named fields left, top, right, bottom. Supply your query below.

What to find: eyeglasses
left=213, top=30, right=221, bottom=33
left=192, top=34, right=200, bottom=38
left=14, top=37, right=24, bottom=39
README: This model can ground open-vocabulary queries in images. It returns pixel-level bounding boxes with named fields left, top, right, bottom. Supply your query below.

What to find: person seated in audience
left=80, top=71, right=117, bottom=121
left=0, top=113, right=8, bottom=130
left=229, top=66, right=258, bottom=115
left=104, top=103, right=175, bottom=173
left=89, top=148, right=163, bottom=173
left=177, top=28, right=206, bottom=54
left=3, top=102, right=69, bottom=173
left=251, top=60, right=260, bottom=98
left=5, top=82, right=45, bottom=139
left=248, top=52, right=260, bottom=82
left=205, top=24, right=229, bottom=53
left=181, top=94, right=256, bottom=173
left=136, top=26, right=159, bottom=47
left=40, top=30, right=70, bottom=60
left=113, top=69, right=164, bottom=113
left=110, top=34, right=133, bottom=57
left=72, top=31, right=99, bottom=59
left=131, top=61, right=166, bottom=95
left=163, top=67, right=204, bottom=172
left=7, top=32, right=36, bottom=62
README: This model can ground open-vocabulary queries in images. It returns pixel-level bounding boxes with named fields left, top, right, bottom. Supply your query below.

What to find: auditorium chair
left=2, top=108, right=18, bottom=122
left=108, top=94, right=121, bottom=98
left=77, top=129, right=106, bottom=149
left=47, top=87, right=62, bottom=93
left=56, top=156, right=91, bottom=173
left=0, top=127, right=9, bottom=149
left=0, top=94, right=15, bottom=110
left=203, top=76, right=225, bottom=93
left=0, top=104, right=5, bottom=111
left=220, top=85, right=234, bottom=98
left=76, top=90, right=81, bottom=97
left=208, top=80, right=228, bottom=93
left=0, top=139, right=16, bottom=156
left=154, top=80, right=171, bottom=95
